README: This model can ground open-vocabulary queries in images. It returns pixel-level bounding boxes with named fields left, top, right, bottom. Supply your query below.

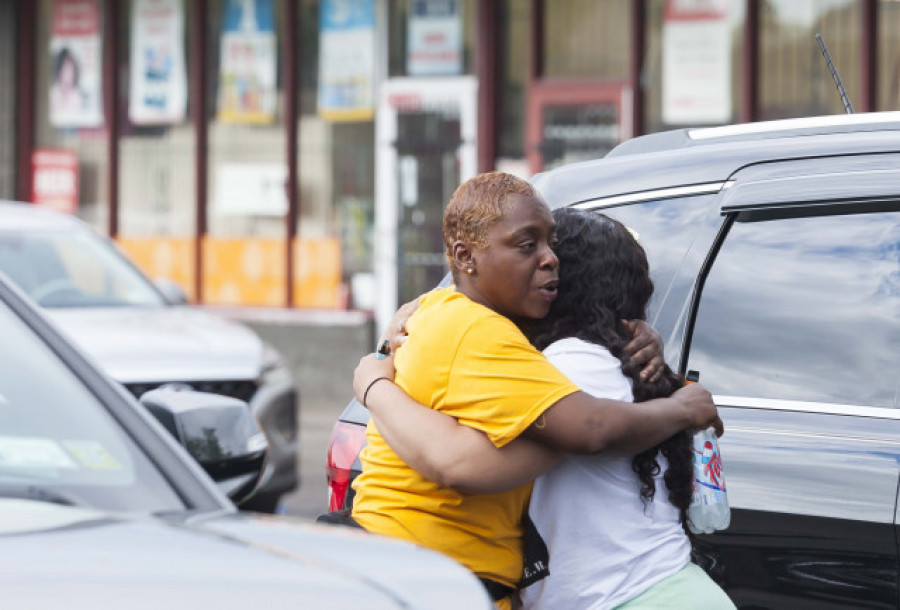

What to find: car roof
left=532, top=111, right=900, bottom=209
left=0, top=201, right=85, bottom=231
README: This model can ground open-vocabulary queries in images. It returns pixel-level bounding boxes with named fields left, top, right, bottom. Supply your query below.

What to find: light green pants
left=614, top=562, right=736, bottom=610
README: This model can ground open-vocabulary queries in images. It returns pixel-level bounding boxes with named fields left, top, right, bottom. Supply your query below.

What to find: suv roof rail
left=606, top=111, right=900, bottom=159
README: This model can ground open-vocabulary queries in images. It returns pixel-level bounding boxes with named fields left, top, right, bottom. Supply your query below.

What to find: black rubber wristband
left=363, top=376, right=390, bottom=408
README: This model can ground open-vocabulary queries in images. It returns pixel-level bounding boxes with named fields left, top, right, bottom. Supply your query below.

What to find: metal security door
left=395, top=106, right=460, bottom=304
left=374, top=77, right=477, bottom=332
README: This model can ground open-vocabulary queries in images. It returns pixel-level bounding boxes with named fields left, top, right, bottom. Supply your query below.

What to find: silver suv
left=0, top=201, right=297, bottom=512
left=330, top=112, right=900, bottom=607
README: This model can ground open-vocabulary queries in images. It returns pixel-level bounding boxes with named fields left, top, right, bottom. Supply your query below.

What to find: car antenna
left=815, top=33, right=853, bottom=114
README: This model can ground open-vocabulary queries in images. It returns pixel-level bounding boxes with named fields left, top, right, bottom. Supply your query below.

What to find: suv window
left=600, top=193, right=722, bottom=335
left=687, top=210, right=900, bottom=408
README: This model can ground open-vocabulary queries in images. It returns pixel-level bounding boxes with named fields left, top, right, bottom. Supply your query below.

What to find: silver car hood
left=46, top=307, right=263, bottom=383
left=0, top=500, right=491, bottom=609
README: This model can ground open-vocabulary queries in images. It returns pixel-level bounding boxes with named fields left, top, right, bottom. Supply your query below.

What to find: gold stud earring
left=466, top=268, right=474, bottom=275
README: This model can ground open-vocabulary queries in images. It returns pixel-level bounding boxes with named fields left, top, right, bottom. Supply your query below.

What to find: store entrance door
left=374, top=77, right=477, bottom=331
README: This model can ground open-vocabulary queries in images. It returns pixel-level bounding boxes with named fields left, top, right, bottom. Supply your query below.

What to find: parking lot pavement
left=277, top=399, right=344, bottom=520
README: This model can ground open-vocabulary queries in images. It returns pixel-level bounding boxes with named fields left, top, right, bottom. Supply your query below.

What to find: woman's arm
left=523, top=383, right=722, bottom=455
left=355, top=348, right=720, bottom=463
left=354, top=353, right=561, bottom=494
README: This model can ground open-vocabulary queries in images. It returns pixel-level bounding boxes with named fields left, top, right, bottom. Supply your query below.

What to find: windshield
left=0, top=299, right=183, bottom=512
left=0, top=228, right=167, bottom=308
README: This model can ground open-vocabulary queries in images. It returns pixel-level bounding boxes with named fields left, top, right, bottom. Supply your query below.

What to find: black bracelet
left=363, top=376, right=390, bottom=408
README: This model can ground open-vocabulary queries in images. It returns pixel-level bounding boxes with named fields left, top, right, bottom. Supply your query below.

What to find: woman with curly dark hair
left=515, top=208, right=732, bottom=609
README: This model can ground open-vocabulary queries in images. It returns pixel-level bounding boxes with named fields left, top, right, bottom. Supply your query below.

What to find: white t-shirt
left=519, top=337, right=691, bottom=610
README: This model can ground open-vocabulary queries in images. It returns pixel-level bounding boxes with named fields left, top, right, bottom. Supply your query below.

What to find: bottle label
left=692, top=435, right=726, bottom=501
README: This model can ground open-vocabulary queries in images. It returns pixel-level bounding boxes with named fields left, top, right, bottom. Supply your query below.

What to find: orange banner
left=117, top=236, right=344, bottom=308
left=116, top=236, right=196, bottom=302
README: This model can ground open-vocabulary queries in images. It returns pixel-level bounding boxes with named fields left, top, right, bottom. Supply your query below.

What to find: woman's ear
left=450, top=240, right=475, bottom=276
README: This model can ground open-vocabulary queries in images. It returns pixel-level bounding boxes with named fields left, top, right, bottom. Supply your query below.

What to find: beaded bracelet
left=363, top=376, right=390, bottom=408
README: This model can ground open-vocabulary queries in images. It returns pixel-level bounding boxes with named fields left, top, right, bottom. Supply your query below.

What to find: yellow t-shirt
left=351, top=286, right=579, bottom=588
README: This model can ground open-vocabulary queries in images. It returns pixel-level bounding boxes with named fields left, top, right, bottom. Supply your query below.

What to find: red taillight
left=326, top=421, right=368, bottom=511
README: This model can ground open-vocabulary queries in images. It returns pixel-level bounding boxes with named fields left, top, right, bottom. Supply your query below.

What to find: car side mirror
left=140, top=388, right=268, bottom=506
left=154, top=278, right=190, bottom=305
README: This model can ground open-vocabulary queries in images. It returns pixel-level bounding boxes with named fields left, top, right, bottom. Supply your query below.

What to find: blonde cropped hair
left=442, top=171, right=538, bottom=263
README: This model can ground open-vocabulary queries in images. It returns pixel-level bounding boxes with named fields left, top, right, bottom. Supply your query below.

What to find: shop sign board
left=662, top=0, right=732, bottom=125
left=217, top=0, right=277, bottom=125
left=32, top=149, right=79, bottom=214
left=129, top=0, right=188, bottom=125
left=49, top=0, right=104, bottom=128
left=318, top=0, right=375, bottom=122
left=407, top=0, right=462, bottom=76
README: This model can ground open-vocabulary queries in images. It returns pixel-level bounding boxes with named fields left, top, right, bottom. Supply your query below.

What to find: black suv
left=328, top=112, right=900, bottom=609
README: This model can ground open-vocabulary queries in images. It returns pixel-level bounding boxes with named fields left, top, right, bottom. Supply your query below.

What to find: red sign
left=665, top=0, right=728, bottom=21
left=32, top=149, right=79, bottom=213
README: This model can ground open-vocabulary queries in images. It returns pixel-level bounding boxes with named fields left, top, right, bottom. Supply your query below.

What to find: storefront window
left=35, top=0, right=109, bottom=231
left=879, top=0, right=900, bottom=110
left=297, top=0, right=375, bottom=309
left=116, top=0, right=196, bottom=301
left=204, top=0, right=287, bottom=307
left=759, top=0, right=860, bottom=120
left=495, top=0, right=528, bottom=170
left=543, top=0, right=631, bottom=80
left=644, top=0, right=744, bottom=133
left=388, top=0, right=475, bottom=78
left=0, top=1, right=15, bottom=199
left=523, top=0, right=633, bottom=176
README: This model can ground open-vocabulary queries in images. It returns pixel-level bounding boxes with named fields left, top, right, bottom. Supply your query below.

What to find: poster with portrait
left=217, top=0, right=277, bottom=124
left=49, top=0, right=104, bottom=128
left=317, top=0, right=375, bottom=122
left=129, top=0, right=187, bottom=125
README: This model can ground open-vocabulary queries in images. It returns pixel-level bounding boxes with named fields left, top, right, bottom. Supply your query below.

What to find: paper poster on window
left=49, top=0, right=104, bottom=128
left=215, top=163, right=287, bottom=216
left=129, top=0, right=187, bottom=125
left=318, top=0, right=375, bottom=122
left=217, top=0, right=277, bottom=125
left=407, top=0, right=462, bottom=76
left=662, top=0, right=732, bottom=125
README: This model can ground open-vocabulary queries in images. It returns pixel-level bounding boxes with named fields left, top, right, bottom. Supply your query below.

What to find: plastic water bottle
left=687, top=426, right=731, bottom=534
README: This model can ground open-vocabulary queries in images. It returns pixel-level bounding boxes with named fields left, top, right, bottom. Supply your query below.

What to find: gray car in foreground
left=0, top=201, right=296, bottom=512
left=0, top=271, right=491, bottom=609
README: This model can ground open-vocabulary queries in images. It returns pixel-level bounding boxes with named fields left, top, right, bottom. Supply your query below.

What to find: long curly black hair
left=525, top=208, right=693, bottom=533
